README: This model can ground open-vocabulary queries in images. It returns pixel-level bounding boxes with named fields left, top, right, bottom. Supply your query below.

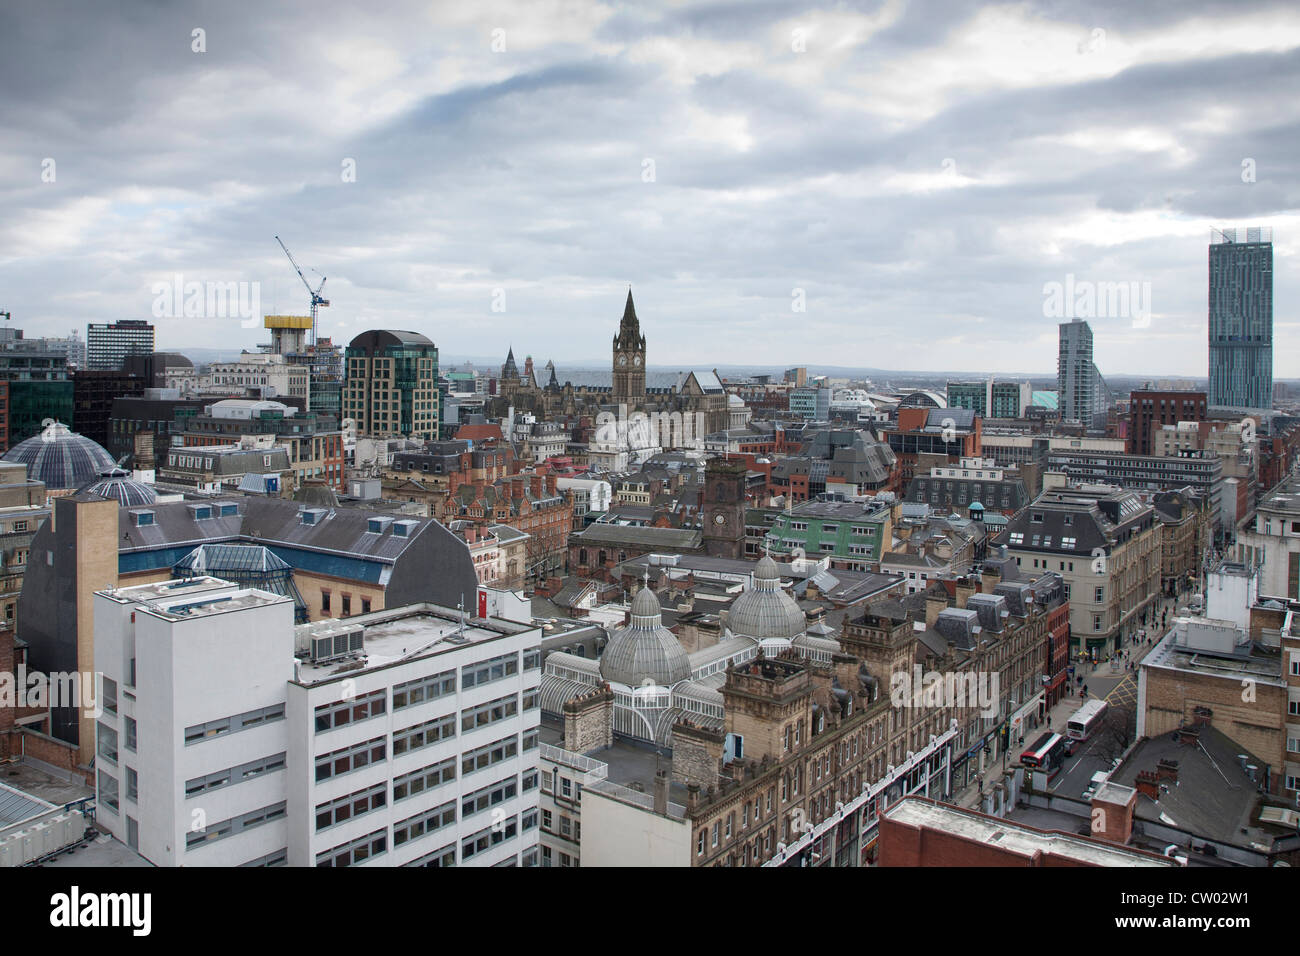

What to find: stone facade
left=563, top=685, right=615, bottom=754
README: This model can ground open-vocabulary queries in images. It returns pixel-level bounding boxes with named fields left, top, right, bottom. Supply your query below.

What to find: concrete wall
left=579, top=789, right=690, bottom=867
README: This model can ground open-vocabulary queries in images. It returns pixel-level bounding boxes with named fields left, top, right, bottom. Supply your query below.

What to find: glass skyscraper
left=1208, top=227, right=1272, bottom=410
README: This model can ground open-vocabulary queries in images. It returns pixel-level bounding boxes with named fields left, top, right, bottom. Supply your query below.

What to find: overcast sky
left=1, top=0, right=1297, bottom=378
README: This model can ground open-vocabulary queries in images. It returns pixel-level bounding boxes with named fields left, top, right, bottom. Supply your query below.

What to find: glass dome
left=599, top=586, right=692, bottom=689
left=2, top=420, right=116, bottom=490
left=80, top=468, right=158, bottom=507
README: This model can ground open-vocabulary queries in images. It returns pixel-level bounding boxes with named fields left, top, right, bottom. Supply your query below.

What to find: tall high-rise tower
left=1057, top=319, right=1095, bottom=423
left=1208, top=226, right=1273, bottom=410
left=612, top=289, right=646, bottom=406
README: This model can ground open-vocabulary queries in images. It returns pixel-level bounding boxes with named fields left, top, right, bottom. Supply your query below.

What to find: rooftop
left=100, top=578, right=292, bottom=622
left=293, top=603, right=534, bottom=685
left=883, top=797, right=1177, bottom=866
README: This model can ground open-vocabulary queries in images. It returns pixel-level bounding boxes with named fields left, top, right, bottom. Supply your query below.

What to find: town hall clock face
left=618, top=355, right=627, bottom=366
left=714, top=512, right=727, bottom=525
left=633, top=355, right=641, bottom=366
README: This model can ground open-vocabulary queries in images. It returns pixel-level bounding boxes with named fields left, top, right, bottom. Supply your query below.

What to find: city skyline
left=1, top=1, right=1298, bottom=377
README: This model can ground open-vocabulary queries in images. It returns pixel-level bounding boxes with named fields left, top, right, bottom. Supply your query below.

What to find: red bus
left=1020, top=732, right=1067, bottom=779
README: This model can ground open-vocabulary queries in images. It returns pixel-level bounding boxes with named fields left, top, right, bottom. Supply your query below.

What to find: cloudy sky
left=1, top=0, right=1297, bottom=378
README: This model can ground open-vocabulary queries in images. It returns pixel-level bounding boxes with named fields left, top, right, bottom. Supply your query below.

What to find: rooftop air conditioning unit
left=310, top=628, right=364, bottom=664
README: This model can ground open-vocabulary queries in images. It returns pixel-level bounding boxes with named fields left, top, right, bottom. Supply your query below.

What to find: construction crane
left=274, top=235, right=329, bottom=347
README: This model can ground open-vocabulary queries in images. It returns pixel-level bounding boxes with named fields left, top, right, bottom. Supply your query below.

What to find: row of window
left=462, top=694, right=518, bottom=733
left=188, top=802, right=287, bottom=851
left=185, top=704, right=285, bottom=745
left=316, top=736, right=387, bottom=782
left=393, top=801, right=457, bottom=847
left=187, top=752, right=287, bottom=797
left=462, top=652, right=518, bottom=689
left=314, top=690, right=387, bottom=733
left=316, top=783, right=388, bottom=832
left=462, top=777, right=517, bottom=819
left=393, top=670, right=456, bottom=710
left=393, top=714, right=457, bottom=756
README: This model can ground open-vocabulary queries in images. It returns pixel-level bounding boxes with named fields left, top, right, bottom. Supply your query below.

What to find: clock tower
left=612, top=288, right=646, bottom=406
left=702, top=459, right=747, bottom=558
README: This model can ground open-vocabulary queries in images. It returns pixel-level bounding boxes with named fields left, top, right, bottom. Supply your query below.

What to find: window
left=462, top=652, right=518, bottom=689
left=463, top=777, right=518, bottom=819
left=394, top=757, right=457, bottom=800
left=189, top=802, right=286, bottom=851
left=392, top=671, right=456, bottom=709
left=393, top=714, right=457, bottom=755
left=98, top=769, right=119, bottom=813
left=462, top=817, right=518, bottom=859
left=320, top=589, right=331, bottom=613
left=124, top=716, right=137, bottom=753
left=126, top=767, right=138, bottom=802
left=315, top=737, right=386, bottom=782
left=316, top=827, right=387, bottom=867
left=316, top=783, right=387, bottom=832
left=97, top=722, right=118, bottom=764
left=314, top=690, right=386, bottom=733
left=102, top=676, right=117, bottom=716
left=462, top=735, right=519, bottom=776
left=188, top=753, right=287, bottom=796
left=404, top=844, right=457, bottom=868
left=461, top=693, right=518, bottom=733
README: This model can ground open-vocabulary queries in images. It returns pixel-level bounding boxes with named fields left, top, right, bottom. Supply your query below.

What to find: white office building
left=93, top=576, right=543, bottom=867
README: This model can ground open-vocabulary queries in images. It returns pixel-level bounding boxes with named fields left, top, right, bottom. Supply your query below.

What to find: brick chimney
left=545, top=473, right=558, bottom=495
left=653, top=767, right=669, bottom=815
left=529, top=474, right=543, bottom=498
left=925, top=593, right=948, bottom=629
left=1091, top=782, right=1138, bottom=845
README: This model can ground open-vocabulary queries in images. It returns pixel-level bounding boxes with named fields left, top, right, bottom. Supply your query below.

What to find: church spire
left=615, top=287, right=644, bottom=350
left=622, top=288, right=638, bottom=330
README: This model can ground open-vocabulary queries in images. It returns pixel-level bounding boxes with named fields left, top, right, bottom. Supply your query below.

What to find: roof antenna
left=458, top=593, right=466, bottom=632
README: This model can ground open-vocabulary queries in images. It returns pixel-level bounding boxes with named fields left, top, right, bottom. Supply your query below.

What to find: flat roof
left=98, top=578, right=292, bottom=621
left=883, top=798, right=1176, bottom=866
left=294, top=604, right=534, bottom=685
left=1144, top=626, right=1283, bottom=685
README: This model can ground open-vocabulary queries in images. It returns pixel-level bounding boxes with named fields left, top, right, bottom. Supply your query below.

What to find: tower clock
left=702, top=459, right=747, bottom=559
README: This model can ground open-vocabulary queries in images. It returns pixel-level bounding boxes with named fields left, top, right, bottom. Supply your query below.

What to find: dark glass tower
left=1208, top=227, right=1272, bottom=409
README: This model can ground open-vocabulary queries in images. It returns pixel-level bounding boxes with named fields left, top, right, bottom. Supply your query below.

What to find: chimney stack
left=653, top=767, right=669, bottom=815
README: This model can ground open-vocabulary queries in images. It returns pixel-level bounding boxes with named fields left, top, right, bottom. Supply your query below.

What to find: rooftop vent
left=308, top=627, right=364, bottom=664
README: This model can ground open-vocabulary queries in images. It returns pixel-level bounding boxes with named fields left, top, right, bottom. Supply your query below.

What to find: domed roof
left=2, top=421, right=116, bottom=490
left=728, top=556, right=806, bottom=642
left=80, top=468, right=157, bottom=507
left=599, top=586, right=691, bottom=689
